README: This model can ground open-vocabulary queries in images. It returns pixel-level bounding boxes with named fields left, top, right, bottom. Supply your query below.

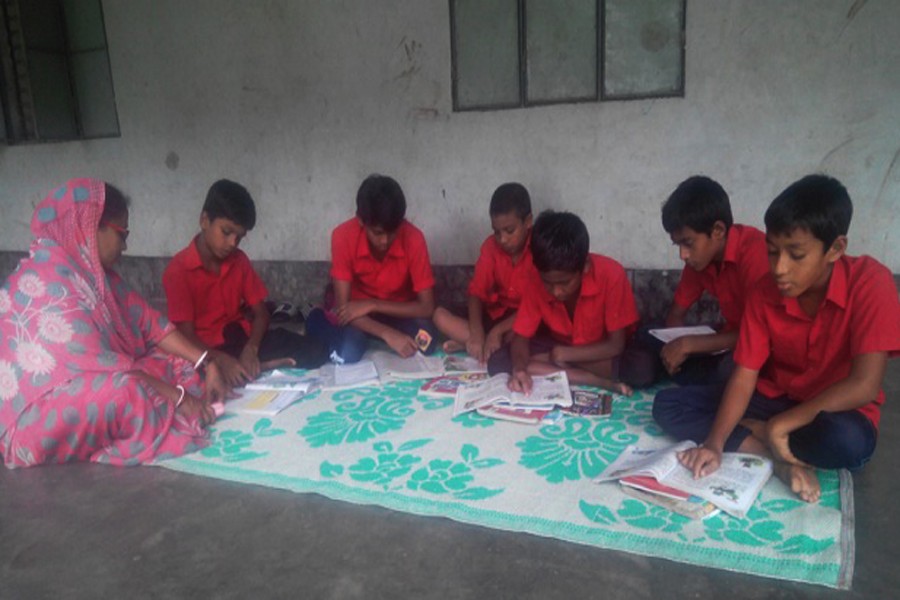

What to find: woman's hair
left=100, top=183, right=130, bottom=225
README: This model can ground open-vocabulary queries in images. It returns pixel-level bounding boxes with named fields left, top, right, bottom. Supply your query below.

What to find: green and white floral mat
left=157, top=378, right=854, bottom=589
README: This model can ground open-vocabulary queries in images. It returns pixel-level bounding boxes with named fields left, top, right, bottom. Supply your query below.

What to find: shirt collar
left=722, top=224, right=742, bottom=265
left=356, top=220, right=407, bottom=260
left=186, top=235, right=238, bottom=273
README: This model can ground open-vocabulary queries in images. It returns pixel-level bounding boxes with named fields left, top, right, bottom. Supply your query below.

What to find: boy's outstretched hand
left=384, top=329, right=419, bottom=358
left=678, top=445, right=722, bottom=479
left=214, top=352, right=252, bottom=387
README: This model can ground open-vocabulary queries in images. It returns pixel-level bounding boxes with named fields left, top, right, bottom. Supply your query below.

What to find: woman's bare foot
left=442, top=340, right=464, bottom=353
left=774, top=462, right=821, bottom=503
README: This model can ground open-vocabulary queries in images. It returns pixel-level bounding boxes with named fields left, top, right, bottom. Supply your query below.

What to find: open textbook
left=595, top=441, right=773, bottom=518
left=319, top=360, right=381, bottom=390
left=367, top=350, right=487, bottom=380
left=244, top=369, right=322, bottom=392
left=452, top=371, right=573, bottom=417
left=647, top=325, right=728, bottom=355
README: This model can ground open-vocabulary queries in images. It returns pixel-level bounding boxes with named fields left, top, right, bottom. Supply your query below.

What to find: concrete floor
left=2, top=361, right=899, bottom=600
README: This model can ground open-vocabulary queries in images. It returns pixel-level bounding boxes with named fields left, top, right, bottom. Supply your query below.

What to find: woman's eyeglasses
left=104, top=222, right=129, bottom=243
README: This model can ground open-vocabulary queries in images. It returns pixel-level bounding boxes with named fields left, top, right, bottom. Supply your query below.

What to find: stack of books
left=452, top=371, right=573, bottom=424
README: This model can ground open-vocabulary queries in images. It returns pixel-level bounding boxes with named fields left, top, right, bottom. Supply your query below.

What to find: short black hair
left=355, top=174, right=406, bottom=231
left=765, top=174, right=852, bottom=249
left=202, top=179, right=257, bottom=230
left=489, top=183, right=532, bottom=220
left=661, top=176, right=733, bottom=235
left=531, top=210, right=589, bottom=273
left=101, top=183, right=130, bottom=224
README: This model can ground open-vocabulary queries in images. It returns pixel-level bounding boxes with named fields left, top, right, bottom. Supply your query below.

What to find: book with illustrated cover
left=476, top=405, right=552, bottom=425
left=561, top=388, right=613, bottom=417
left=619, top=483, right=720, bottom=520
left=452, top=371, right=572, bottom=417
left=595, top=441, right=773, bottom=518
left=420, top=372, right=490, bottom=397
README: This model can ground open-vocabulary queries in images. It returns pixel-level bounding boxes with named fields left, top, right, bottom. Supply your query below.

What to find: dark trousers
left=218, top=322, right=329, bottom=369
left=486, top=332, right=558, bottom=376
left=652, top=383, right=877, bottom=470
left=618, top=325, right=734, bottom=388
left=305, top=308, right=439, bottom=364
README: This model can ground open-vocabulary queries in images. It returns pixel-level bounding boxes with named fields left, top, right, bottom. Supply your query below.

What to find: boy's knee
left=651, top=388, right=681, bottom=426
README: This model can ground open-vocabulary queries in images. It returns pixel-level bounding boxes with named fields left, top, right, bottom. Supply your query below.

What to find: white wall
left=1, top=0, right=898, bottom=271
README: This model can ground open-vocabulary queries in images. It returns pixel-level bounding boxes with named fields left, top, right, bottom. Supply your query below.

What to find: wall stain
left=165, top=151, right=180, bottom=171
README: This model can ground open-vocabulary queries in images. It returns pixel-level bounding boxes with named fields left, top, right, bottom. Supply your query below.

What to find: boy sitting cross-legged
left=163, top=179, right=328, bottom=387
left=619, top=175, right=770, bottom=388
left=306, top=174, right=439, bottom=364
left=433, top=182, right=533, bottom=363
left=498, top=210, right=639, bottom=395
left=654, top=174, right=900, bottom=502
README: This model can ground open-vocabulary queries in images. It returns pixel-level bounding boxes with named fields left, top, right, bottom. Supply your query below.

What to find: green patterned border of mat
left=157, top=379, right=854, bottom=589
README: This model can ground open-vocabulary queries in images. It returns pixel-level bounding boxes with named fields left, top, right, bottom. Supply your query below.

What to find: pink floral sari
left=0, top=179, right=209, bottom=467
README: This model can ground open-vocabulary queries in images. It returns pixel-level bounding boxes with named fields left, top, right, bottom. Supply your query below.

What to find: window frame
left=449, top=0, right=686, bottom=112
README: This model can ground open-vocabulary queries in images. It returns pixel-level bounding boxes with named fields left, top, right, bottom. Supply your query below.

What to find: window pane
left=70, top=50, right=119, bottom=137
left=525, top=0, right=597, bottom=104
left=452, top=0, right=520, bottom=110
left=62, top=0, right=106, bottom=52
left=26, top=51, right=78, bottom=139
left=603, top=0, right=684, bottom=98
left=19, top=0, right=65, bottom=52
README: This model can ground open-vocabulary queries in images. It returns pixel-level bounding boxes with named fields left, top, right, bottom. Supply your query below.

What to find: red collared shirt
left=468, top=235, right=534, bottom=319
left=163, top=238, right=268, bottom=347
left=330, top=218, right=435, bottom=302
left=673, top=224, right=769, bottom=331
left=735, top=255, right=900, bottom=428
left=513, top=253, right=639, bottom=346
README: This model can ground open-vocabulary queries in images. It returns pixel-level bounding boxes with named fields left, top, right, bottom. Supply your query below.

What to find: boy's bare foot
left=774, top=462, right=821, bottom=503
left=442, top=340, right=464, bottom=354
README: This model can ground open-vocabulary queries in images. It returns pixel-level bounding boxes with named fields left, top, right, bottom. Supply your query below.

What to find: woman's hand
left=177, top=391, right=215, bottom=426
left=203, top=360, right=232, bottom=405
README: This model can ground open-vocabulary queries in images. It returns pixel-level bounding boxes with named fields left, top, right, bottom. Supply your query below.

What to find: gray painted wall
left=1, top=0, right=898, bottom=271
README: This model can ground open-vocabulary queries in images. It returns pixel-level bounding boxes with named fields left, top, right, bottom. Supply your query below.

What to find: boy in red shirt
left=163, top=180, right=327, bottom=386
left=655, top=175, right=900, bottom=502
left=620, top=176, right=770, bottom=387
left=306, top=175, right=438, bottom=364
left=433, top=183, right=533, bottom=363
left=501, top=210, right=638, bottom=394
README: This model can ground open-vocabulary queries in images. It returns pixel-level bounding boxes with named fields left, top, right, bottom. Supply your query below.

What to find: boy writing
left=620, top=176, right=770, bottom=387
left=433, top=183, right=533, bottom=363
left=163, top=179, right=328, bottom=386
left=501, top=210, right=638, bottom=394
left=654, top=175, right=900, bottom=502
left=306, top=174, right=438, bottom=364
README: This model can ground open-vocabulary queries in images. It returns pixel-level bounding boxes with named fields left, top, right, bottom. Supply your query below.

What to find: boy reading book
left=620, top=176, right=770, bottom=388
left=433, top=182, right=533, bottom=363
left=654, top=175, right=900, bottom=503
left=163, top=180, right=328, bottom=387
left=306, top=174, right=439, bottom=364
left=497, top=210, right=639, bottom=395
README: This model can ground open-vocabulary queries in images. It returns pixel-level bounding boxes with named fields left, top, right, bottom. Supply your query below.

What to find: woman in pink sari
left=0, top=179, right=229, bottom=467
